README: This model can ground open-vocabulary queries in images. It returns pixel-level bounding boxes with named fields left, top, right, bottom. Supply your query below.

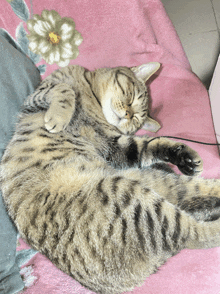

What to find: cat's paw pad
left=44, top=105, right=72, bottom=133
left=169, top=144, right=203, bottom=176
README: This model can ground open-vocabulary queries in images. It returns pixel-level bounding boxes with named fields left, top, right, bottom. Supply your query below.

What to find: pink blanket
left=2, top=0, right=220, bottom=293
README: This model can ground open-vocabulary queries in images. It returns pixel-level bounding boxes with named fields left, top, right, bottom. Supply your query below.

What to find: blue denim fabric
left=0, top=31, right=41, bottom=294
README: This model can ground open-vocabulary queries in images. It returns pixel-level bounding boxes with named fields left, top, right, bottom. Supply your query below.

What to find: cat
left=1, top=62, right=220, bottom=294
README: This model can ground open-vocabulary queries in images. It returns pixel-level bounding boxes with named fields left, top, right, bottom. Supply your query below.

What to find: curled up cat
left=1, top=62, right=220, bottom=294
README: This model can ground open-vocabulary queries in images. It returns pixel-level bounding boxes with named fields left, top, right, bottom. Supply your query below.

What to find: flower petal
left=73, top=31, right=83, bottom=46
left=60, top=22, right=75, bottom=41
left=34, top=20, right=51, bottom=37
left=26, top=19, right=35, bottom=32
left=61, top=43, right=79, bottom=60
left=54, top=48, right=61, bottom=62
left=33, top=14, right=42, bottom=21
left=27, top=34, right=39, bottom=43
left=42, top=10, right=61, bottom=25
left=46, top=49, right=61, bottom=65
left=29, top=41, right=38, bottom=52
left=41, top=44, right=51, bottom=54
left=57, top=59, right=70, bottom=67
left=60, top=17, right=75, bottom=29
left=70, top=45, right=79, bottom=59
left=43, top=56, right=50, bottom=64
left=47, top=47, right=61, bottom=63
left=60, top=43, right=74, bottom=58
left=47, top=14, right=57, bottom=27
left=38, top=39, right=52, bottom=54
left=47, top=54, right=54, bottom=65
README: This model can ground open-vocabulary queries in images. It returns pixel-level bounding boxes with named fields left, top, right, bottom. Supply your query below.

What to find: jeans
left=0, top=31, right=41, bottom=294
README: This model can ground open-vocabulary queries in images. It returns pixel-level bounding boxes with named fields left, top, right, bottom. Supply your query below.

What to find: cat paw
left=44, top=104, right=73, bottom=133
left=167, top=144, right=203, bottom=176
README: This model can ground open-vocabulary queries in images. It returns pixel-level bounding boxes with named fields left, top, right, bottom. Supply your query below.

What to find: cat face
left=97, top=63, right=161, bottom=135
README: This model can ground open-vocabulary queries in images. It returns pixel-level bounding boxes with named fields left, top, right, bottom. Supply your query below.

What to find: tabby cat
left=1, top=63, right=220, bottom=294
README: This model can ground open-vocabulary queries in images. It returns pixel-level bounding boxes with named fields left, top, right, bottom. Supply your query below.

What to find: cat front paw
left=167, top=144, right=203, bottom=176
left=44, top=103, right=73, bottom=133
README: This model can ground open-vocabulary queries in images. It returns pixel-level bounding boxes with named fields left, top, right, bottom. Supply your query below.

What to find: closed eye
left=137, top=92, right=146, bottom=100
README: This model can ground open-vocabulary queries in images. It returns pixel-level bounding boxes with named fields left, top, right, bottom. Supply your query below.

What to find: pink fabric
left=2, top=0, right=220, bottom=293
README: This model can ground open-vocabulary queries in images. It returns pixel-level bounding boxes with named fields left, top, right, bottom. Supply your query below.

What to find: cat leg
left=44, top=83, right=76, bottom=133
left=24, top=81, right=76, bottom=133
left=138, top=137, right=203, bottom=175
left=117, top=135, right=203, bottom=175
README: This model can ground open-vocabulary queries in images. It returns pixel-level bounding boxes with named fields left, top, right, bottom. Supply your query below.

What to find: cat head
left=95, top=62, right=161, bottom=135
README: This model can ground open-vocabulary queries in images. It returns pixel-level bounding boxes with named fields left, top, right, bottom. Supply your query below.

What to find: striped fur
left=1, top=64, right=220, bottom=294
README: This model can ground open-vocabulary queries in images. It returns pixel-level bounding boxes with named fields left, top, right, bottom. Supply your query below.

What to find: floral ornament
left=6, top=0, right=44, bottom=74
left=26, top=10, right=83, bottom=67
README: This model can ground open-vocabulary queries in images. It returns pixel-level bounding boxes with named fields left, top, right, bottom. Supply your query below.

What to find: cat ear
left=142, top=116, right=161, bottom=133
left=131, top=62, right=160, bottom=83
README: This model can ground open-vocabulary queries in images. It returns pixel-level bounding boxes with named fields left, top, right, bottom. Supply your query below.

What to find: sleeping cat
left=1, top=63, right=220, bottom=294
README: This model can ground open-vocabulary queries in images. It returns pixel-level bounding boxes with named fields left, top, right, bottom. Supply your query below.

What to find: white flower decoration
left=27, top=10, right=83, bottom=67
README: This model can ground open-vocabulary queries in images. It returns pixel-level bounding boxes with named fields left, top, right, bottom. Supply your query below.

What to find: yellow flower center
left=48, top=32, right=61, bottom=44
